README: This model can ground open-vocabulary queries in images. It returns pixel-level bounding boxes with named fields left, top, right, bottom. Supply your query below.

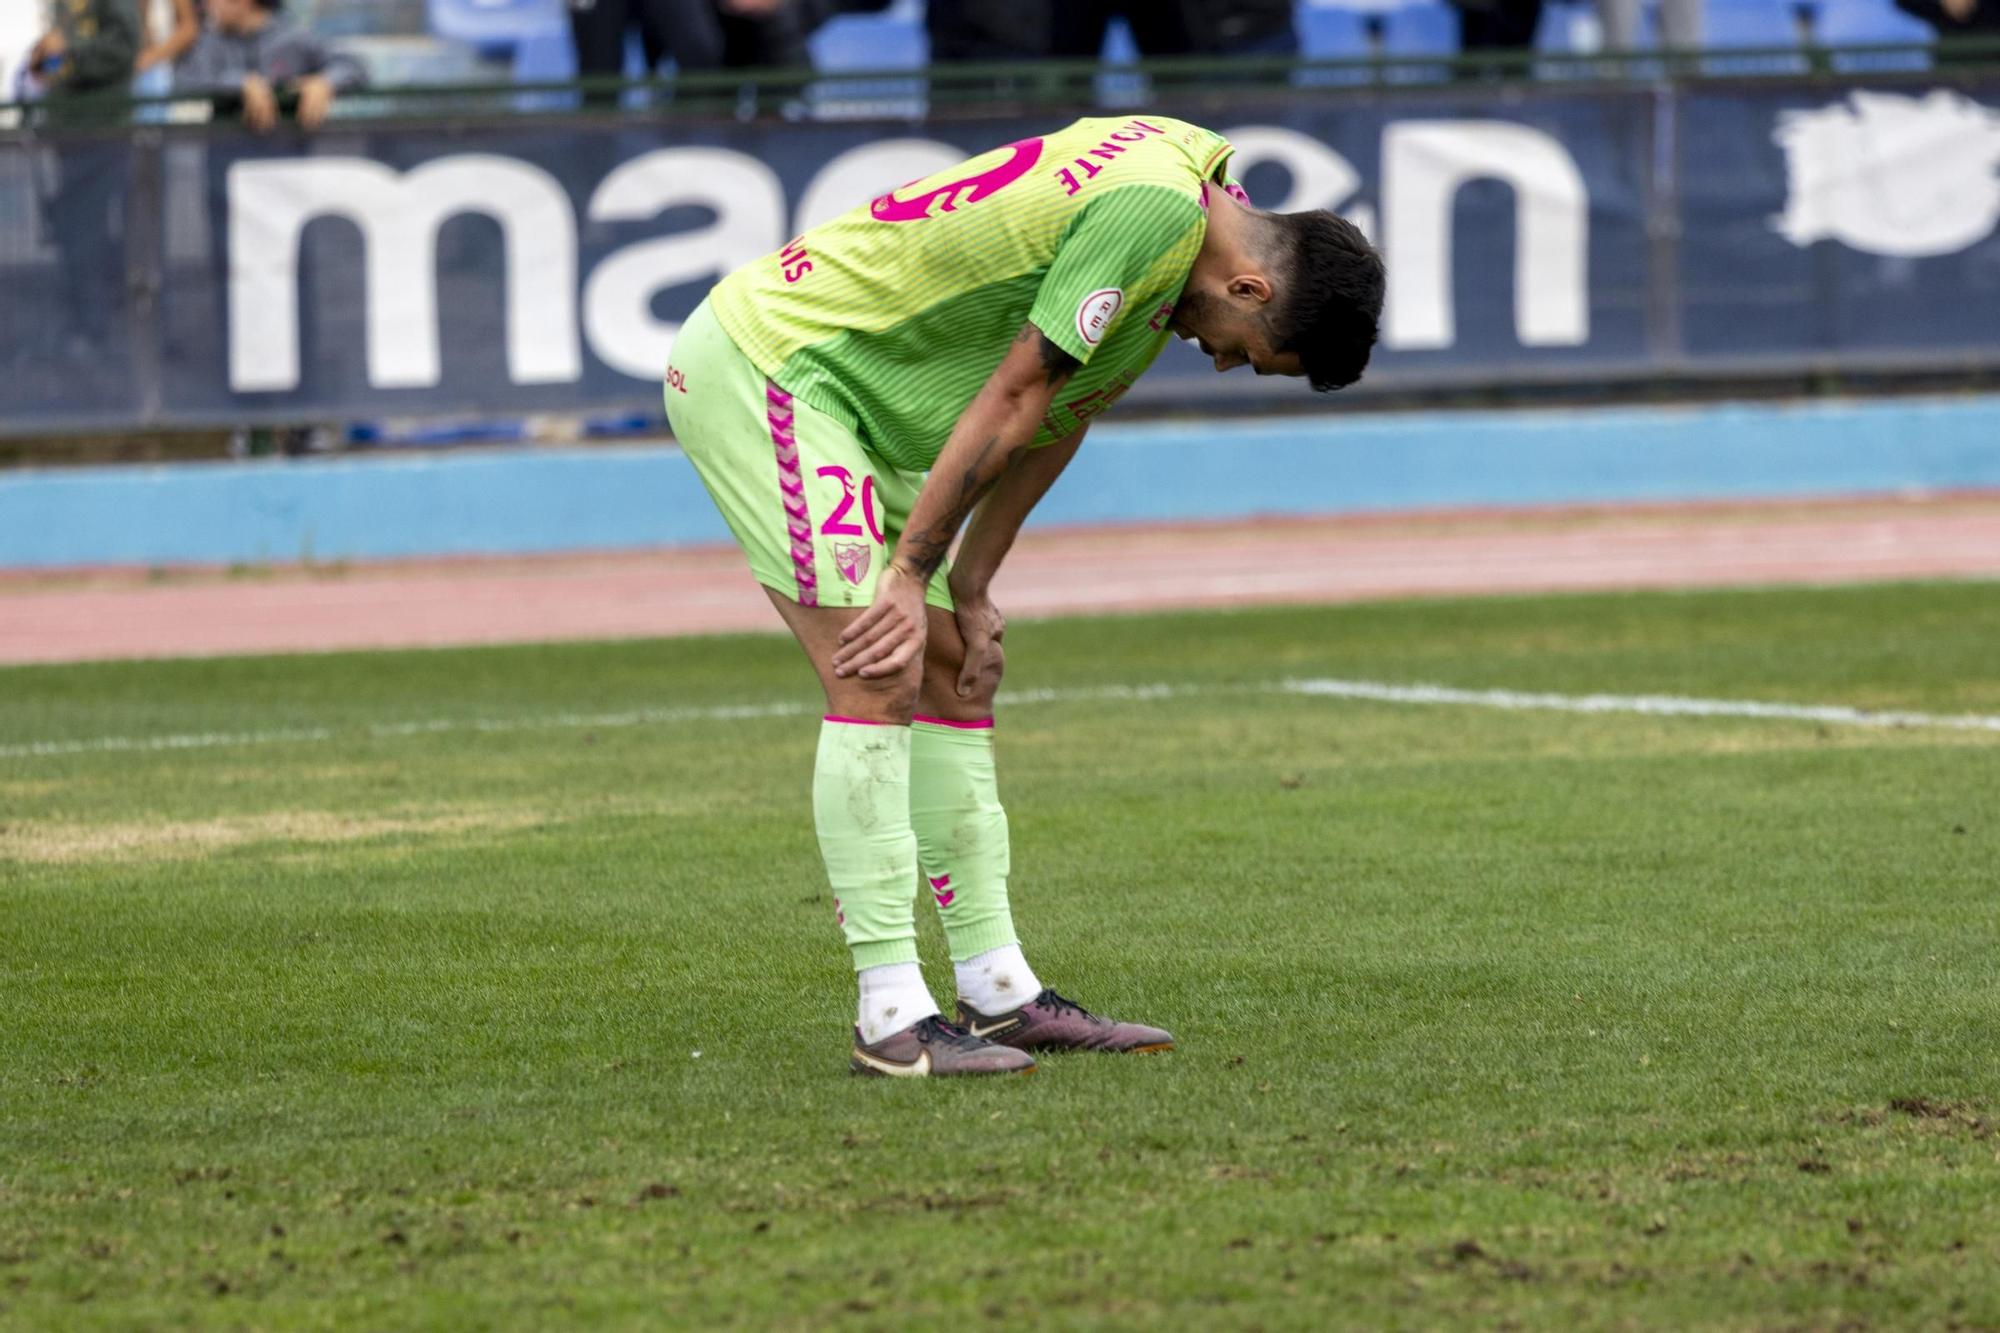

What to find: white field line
left=1282, top=679, right=2000, bottom=733
left=0, top=685, right=1218, bottom=760
left=4, top=679, right=1998, bottom=761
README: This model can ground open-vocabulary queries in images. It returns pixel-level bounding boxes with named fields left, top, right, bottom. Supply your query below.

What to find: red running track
left=3, top=496, right=1997, bottom=665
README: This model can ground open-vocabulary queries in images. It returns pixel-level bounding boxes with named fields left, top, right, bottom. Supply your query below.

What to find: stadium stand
left=1814, top=0, right=1936, bottom=69
left=217, top=0, right=1956, bottom=83
left=428, top=0, right=566, bottom=48
left=808, top=0, right=927, bottom=69
left=0, top=0, right=1967, bottom=101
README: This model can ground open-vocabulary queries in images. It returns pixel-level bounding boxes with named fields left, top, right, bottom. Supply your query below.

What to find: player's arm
left=940, top=424, right=1087, bottom=696
left=831, top=323, right=1078, bottom=681
left=834, top=182, right=1202, bottom=681
left=952, top=423, right=1086, bottom=599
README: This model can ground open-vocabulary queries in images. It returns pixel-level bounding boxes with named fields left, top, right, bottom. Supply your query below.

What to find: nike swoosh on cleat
left=965, top=1018, right=1020, bottom=1040
left=851, top=1046, right=931, bottom=1077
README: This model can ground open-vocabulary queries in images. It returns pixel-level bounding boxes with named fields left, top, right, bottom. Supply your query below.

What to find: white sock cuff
left=954, top=944, right=1042, bottom=1015
left=856, top=962, right=939, bottom=1043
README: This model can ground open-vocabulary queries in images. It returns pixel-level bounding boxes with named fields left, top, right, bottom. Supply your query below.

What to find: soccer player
left=664, top=115, right=1383, bottom=1077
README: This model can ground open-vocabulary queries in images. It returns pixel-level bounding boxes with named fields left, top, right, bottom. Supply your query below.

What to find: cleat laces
left=1034, top=988, right=1105, bottom=1024
left=914, top=1015, right=987, bottom=1050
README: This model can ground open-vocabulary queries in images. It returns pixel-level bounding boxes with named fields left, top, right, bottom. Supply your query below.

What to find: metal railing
left=7, top=40, right=2000, bottom=131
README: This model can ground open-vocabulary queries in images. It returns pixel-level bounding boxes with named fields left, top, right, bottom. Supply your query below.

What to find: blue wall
left=4, top=396, right=1998, bottom=569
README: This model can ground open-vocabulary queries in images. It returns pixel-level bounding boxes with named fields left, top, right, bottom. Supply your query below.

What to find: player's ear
left=1228, top=273, right=1274, bottom=307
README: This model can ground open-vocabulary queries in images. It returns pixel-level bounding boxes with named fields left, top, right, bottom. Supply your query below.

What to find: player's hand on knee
left=833, top=562, right=928, bottom=680
left=954, top=595, right=1006, bottom=699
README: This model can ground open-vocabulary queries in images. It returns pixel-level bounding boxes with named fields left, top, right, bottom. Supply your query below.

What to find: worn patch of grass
left=3, top=583, right=1998, bottom=1329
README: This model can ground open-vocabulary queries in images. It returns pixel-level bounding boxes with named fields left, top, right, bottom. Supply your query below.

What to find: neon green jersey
left=707, top=115, right=1239, bottom=472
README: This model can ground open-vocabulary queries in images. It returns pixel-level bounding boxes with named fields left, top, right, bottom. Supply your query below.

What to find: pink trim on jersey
left=913, top=714, right=995, bottom=730
left=824, top=715, right=900, bottom=727
left=767, top=381, right=817, bottom=607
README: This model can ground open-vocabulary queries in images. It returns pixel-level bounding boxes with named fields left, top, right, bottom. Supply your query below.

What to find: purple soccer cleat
left=955, top=988, right=1176, bottom=1054
left=850, top=1015, right=1037, bottom=1078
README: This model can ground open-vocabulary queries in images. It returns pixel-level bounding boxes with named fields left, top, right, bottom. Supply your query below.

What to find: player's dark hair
left=1262, top=210, right=1384, bottom=393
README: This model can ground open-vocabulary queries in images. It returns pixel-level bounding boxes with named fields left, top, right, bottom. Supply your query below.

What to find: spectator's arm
left=273, top=30, right=369, bottom=93
left=136, top=0, right=202, bottom=72
left=314, top=47, right=367, bottom=93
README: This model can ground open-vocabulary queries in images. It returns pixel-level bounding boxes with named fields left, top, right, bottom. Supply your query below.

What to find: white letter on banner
left=583, top=149, right=784, bottom=382
left=228, top=155, right=580, bottom=392
left=793, top=139, right=963, bottom=233
left=1382, top=121, right=1588, bottom=350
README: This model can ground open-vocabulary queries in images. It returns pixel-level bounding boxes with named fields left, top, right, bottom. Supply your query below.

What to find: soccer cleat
left=955, top=988, right=1175, bottom=1054
left=849, top=1015, right=1037, bottom=1078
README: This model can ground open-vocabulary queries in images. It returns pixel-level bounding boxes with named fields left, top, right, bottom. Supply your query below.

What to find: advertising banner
left=1, top=75, right=1996, bottom=432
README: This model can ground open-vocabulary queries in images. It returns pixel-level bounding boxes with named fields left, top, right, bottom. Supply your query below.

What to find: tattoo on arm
left=899, top=434, right=1008, bottom=579
left=1033, top=326, right=1081, bottom=389
left=895, top=325, right=1078, bottom=579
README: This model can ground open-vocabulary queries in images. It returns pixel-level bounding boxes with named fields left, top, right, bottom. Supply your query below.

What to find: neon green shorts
left=664, top=299, right=954, bottom=614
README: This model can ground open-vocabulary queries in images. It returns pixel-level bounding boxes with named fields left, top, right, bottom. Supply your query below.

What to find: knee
left=929, top=636, right=1003, bottom=716
left=828, top=656, right=922, bottom=724
left=964, top=638, right=1005, bottom=707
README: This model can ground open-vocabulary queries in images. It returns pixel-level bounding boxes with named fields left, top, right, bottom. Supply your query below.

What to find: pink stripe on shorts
left=767, top=381, right=817, bottom=607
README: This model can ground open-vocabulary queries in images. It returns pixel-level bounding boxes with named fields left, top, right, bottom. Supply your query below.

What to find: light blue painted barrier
left=3, top=396, right=1998, bottom=569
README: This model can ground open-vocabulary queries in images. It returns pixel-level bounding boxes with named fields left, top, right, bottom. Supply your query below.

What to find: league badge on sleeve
left=1076, top=288, right=1125, bottom=347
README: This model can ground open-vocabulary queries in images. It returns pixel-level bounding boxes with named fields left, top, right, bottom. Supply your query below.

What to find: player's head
left=1169, top=208, right=1383, bottom=391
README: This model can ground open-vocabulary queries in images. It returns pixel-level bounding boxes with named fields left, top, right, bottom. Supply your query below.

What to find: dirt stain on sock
left=845, top=739, right=909, bottom=832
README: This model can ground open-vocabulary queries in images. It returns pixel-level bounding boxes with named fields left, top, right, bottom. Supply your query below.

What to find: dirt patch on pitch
left=0, top=807, right=543, bottom=865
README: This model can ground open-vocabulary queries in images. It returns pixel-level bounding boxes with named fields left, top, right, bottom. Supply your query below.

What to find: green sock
left=813, top=718, right=921, bottom=972
left=909, top=717, right=1019, bottom=963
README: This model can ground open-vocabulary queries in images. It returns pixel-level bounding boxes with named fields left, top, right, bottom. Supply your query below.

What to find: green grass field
left=4, top=582, right=1998, bottom=1330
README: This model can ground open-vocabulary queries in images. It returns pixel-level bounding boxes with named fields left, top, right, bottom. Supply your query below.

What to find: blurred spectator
left=718, top=0, right=810, bottom=66
left=26, top=0, right=141, bottom=357
left=1451, top=0, right=1542, bottom=53
left=567, top=0, right=723, bottom=78
left=3, top=0, right=44, bottom=99
left=175, top=0, right=366, bottom=131
left=748, top=0, right=940, bottom=67
left=1047, top=1, right=1197, bottom=58
left=1187, top=0, right=1298, bottom=56
left=925, top=0, right=1052, bottom=60
left=797, top=0, right=894, bottom=23
left=1895, top=0, right=2000, bottom=56
left=1599, top=0, right=1698, bottom=48
left=26, top=0, right=143, bottom=96
left=928, top=0, right=1224, bottom=62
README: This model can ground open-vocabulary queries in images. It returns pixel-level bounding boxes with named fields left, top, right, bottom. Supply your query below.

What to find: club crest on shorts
left=1076, top=288, right=1124, bottom=347
left=832, top=540, right=872, bottom=586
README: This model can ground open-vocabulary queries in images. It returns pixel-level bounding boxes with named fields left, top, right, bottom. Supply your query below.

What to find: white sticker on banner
left=1772, top=91, right=2000, bottom=258
left=1075, top=288, right=1123, bottom=347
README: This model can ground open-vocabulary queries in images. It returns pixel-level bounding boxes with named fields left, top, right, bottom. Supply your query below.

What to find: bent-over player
left=665, top=115, right=1385, bottom=1076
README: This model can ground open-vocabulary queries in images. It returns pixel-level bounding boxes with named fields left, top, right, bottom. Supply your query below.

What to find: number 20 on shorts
left=816, top=466, right=884, bottom=543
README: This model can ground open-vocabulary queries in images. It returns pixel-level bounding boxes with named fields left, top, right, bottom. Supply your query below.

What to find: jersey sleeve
left=1028, top=184, right=1206, bottom=366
